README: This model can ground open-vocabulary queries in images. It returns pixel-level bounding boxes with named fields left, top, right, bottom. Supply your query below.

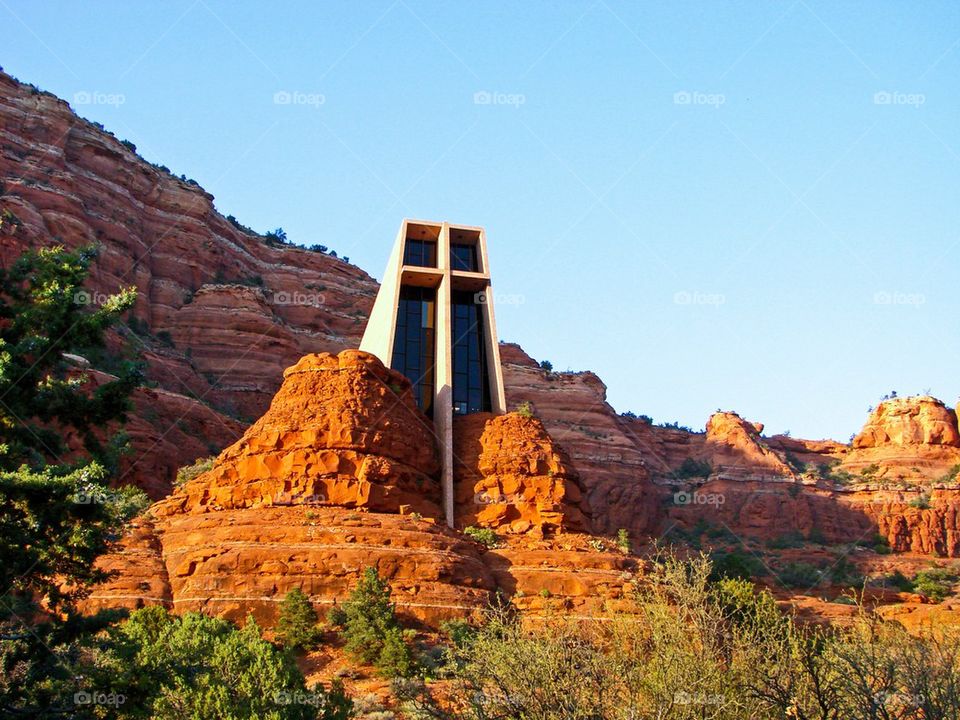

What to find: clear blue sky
left=4, top=1, right=958, bottom=441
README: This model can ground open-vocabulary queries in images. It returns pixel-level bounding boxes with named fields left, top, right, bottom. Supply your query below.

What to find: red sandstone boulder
left=854, top=396, right=960, bottom=449
left=703, top=412, right=794, bottom=479
left=453, top=412, right=591, bottom=534
left=157, top=350, right=443, bottom=519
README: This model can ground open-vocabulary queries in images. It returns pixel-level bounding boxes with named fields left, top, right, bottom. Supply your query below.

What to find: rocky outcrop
left=160, top=351, right=444, bottom=519
left=854, top=397, right=960, bottom=448
left=703, top=412, right=795, bottom=479
left=0, top=69, right=377, bottom=492
left=862, top=490, right=960, bottom=556
left=86, top=350, right=638, bottom=626
left=85, top=351, right=500, bottom=625
left=498, top=343, right=660, bottom=537
left=453, top=412, right=591, bottom=534
left=87, top=507, right=497, bottom=627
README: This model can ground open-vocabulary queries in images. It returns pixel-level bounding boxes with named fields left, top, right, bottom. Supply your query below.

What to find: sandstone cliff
left=0, top=69, right=377, bottom=493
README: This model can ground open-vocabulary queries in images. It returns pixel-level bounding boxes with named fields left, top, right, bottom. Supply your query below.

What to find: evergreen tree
left=341, top=567, right=414, bottom=677
left=0, top=245, right=140, bottom=470
left=99, top=607, right=352, bottom=719
left=0, top=245, right=145, bottom=716
left=277, top=587, right=321, bottom=650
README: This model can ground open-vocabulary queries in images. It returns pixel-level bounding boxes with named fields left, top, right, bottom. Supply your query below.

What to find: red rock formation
left=703, top=412, right=795, bottom=479
left=86, top=350, right=638, bottom=626
left=161, top=351, right=443, bottom=519
left=0, top=69, right=377, bottom=491
left=854, top=396, right=960, bottom=448
left=453, top=412, right=590, bottom=534
left=498, top=343, right=661, bottom=537
left=85, top=350, right=499, bottom=625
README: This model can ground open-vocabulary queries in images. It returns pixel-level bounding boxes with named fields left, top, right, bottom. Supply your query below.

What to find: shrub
left=264, top=227, right=288, bottom=244
left=440, top=619, right=475, bottom=649
left=709, top=550, right=766, bottom=581
left=539, top=359, right=553, bottom=372
left=674, top=457, right=712, bottom=479
left=277, top=587, right=322, bottom=650
left=860, top=462, right=881, bottom=479
left=882, top=570, right=914, bottom=592
left=938, top=463, right=960, bottom=484
left=829, top=556, right=864, bottom=587
left=616, top=528, right=631, bottom=553
left=807, top=527, right=827, bottom=544
left=397, top=552, right=960, bottom=720
left=767, top=530, right=805, bottom=550
left=779, top=561, right=823, bottom=589
left=784, top=452, right=806, bottom=474
left=102, top=607, right=351, bottom=719
left=175, top=456, right=215, bottom=486
left=465, top=525, right=500, bottom=548
left=340, top=567, right=414, bottom=677
left=912, top=568, right=957, bottom=602
left=516, top=401, right=534, bottom=418
left=908, top=493, right=932, bottom=509
left=327, top=604, right=347, bottom=628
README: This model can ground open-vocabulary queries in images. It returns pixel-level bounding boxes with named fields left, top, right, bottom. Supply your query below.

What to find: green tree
left=276, top=587, right=321, bottom=650
left=0, top=245, right=140, bottom=470
left=0, top=246, right=144, bottom=717
left=341, top=567, right=414, bottom=677
left=98, top=607, right=353, bottom=719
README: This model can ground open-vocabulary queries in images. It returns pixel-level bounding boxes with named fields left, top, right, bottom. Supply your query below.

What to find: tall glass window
left=404, top=239, right=437, bottom=268
left=451, top=290, right=491, bottom=415
left=450, top=243, right=478, bottom=272
left=391, top=286, right=436, bottom=414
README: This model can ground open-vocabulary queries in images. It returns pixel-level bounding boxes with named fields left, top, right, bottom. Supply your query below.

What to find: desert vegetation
left=394, top=553, right=960, bottom=719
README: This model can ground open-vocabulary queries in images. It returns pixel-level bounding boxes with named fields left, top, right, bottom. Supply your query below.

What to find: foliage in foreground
left=93, top=607, right=352, bottom=719
left=0, top=245, right=139, bottom=470
left=0, top=245, right=148, bottom=717
left=398, top=553, right=960, bottom=720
